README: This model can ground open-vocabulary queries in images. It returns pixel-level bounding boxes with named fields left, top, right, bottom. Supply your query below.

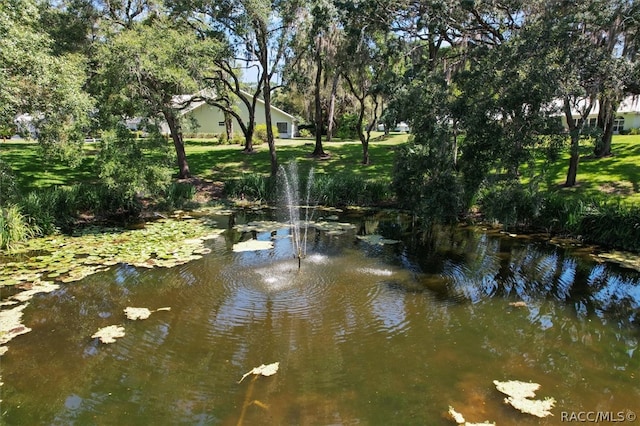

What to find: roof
left=561, top=95, right=640, bottom=117
left=172, top=89, right=295, bottom=120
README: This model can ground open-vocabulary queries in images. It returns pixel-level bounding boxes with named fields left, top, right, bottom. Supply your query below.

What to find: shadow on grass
left=186, top=139, right=400, bottom=183
left=1, top=142, right=96, bottom=191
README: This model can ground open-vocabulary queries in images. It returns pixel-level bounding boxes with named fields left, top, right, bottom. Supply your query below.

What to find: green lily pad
left=232, top=240, right=274, bottom=252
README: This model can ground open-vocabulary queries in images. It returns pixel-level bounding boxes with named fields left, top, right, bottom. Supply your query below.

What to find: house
left=160, top=90, right=297, bottom=139
left=560, top=95, right=640, bottom=133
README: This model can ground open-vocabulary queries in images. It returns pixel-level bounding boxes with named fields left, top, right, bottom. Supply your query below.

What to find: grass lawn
left=2, top=132, right=637, bottom=205
left=185, top=132, right=410, bottom=183
left=0, top=140, right=97, bottom=190
left=1, top=133, right=410, bottom=193
left=538, top=134, right=640, bottom=204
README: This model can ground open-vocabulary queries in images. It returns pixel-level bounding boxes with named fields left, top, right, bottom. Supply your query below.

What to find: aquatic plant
left=0, top=204, right=38, bottom=251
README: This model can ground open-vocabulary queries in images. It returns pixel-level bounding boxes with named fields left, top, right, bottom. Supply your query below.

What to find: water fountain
left=278, top=161, right=316, bottom=268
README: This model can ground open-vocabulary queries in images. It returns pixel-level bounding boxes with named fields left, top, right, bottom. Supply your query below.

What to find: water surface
left=1, top=211, right=639, bottom=424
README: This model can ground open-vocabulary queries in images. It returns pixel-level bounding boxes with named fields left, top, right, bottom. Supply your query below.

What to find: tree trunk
left=243, top=125, right=254, bottom=153
left=312, top=49, right=326, bottom=157
left=326, top=73, right=339, bottom=142
left=263, top=80, right=278, bottom=177
left=164, top=110, right=190, bottom=178
left=361, top=138, right=370, bottom=165
left=565, top=134, right=580, bottom=187
left=595, top=96, right=615, bottom=157
left=224, top=111, right=233, bottom=140
left=356, top=100, right=369, bottom=164
left=562, top=97, right=594, bottom=187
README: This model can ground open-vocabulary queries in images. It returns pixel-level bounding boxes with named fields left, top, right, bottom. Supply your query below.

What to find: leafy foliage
left=392, top=140, right=463, bottom=226
left=0, top=204, right=38, bottom=251
left=0, top=0, right=93, bottom=165
left=95, top=126, right=173, bottom=209
left=336, top=113, right=360, bottom=140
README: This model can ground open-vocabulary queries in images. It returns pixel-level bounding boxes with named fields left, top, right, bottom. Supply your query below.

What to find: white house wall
left=180, top=100, right=295, bottom=139
left=558, top=95, right=640, bottom=133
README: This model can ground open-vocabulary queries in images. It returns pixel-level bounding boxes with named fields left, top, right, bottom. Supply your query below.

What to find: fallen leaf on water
left=124, top=307, right=171, bottom=320
left=493, top=380, right=539, bottom=399
left=92, top=325, right=125, bottom=344
left=447, top=405, right=496, bottom=425
left=238, top=362, right=279, bottom=383
left=448, top=406, right=466, bottom=424
left=124, top=307, right=152, bottom=320
left=504, top=396, right=556, bottom=418
left=494, top=379, right=555, bottom=418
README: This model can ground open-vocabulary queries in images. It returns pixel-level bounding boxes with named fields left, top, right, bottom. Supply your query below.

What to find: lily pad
left=448, top=405, right=496, bottom=425
left=124, top=306, right=171, bottom=320
left=12, top=281, right=59, bottom=303
left=356, top=234, right=401, bottom=245
left=92, top=325, right=126, bottom=344
left=232, top=240, right=274, bottom=252
left=238, top=362, right=279, bottom=383
left=494, top=380, right=555, bottom=418
left=493, top=380, right=539, bottom=399
left=504, top=396, right=556, bottom=418
left=0, top=304, right=32, bottom=345
left=124, top=307, right=152, bottom=320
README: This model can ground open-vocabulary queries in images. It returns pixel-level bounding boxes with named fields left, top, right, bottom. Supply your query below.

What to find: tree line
left=2, top=0, right=639, bottom=189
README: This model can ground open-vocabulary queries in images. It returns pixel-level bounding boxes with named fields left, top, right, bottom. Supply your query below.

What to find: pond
left=1, top=208, right=639, bottom=425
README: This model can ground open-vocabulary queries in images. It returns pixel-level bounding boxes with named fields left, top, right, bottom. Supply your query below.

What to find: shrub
left=253, top=124, right=278, bottom=145
left=218, top=132, right=228, bottom=145
left=479, top=181, right=543, bottom=229
left=298, top=128, right=312, bottom=138
left=392, top=141, right=464, bottom=225
left=96, top=126, right=173, bottom=206
left=336, top=114, right=360, bottom=140
left=231, top=134, right=245, bottom=145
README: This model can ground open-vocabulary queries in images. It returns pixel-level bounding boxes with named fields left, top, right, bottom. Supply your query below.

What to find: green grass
left=3, top=132, right=637, bottom=206
left=0, top=141, right=97, bottom=190
left=184, top=132, right=410, bottom=183
left=538, top=134, right=640, bottom=204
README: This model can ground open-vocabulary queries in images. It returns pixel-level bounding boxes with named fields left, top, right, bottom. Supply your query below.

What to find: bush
left=298, top=128, right=312, bottom=138
left=336, top=114, right=360, bottom=140
left=231, top=134, right=245, bottom=145
left=479, top=181, right=543, bottom=229
left=96, top=126, right=173, bottom=205
left=0, top=159, right=18, bottom=205
left=253, top=124, right=278, bottom=145
left=392, top=141, right=464, bottom=225
left=218, top=132, right=228, bottom=145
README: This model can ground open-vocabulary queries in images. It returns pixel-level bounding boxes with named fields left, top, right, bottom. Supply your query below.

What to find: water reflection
left=1, top=211, right=639, bottom=424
